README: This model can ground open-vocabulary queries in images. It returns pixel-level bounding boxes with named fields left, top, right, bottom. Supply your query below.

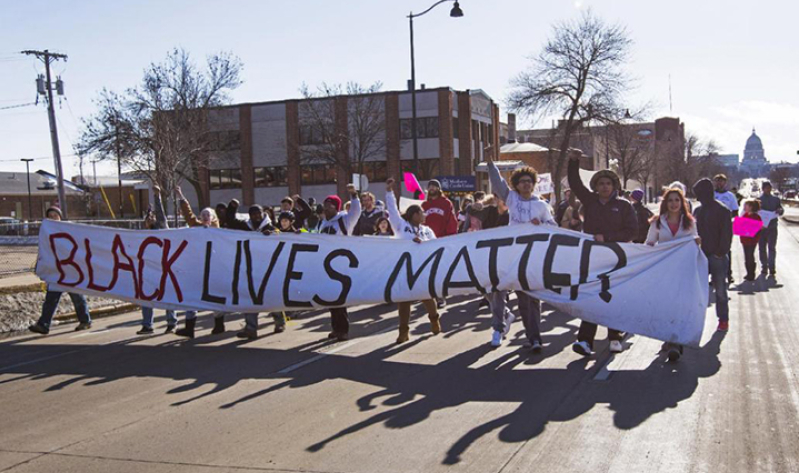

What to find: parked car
left=0, top=217, right=21, bottom=236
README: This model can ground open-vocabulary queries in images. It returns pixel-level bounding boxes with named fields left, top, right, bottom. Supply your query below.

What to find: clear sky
left=1, top=0, right=797, bottom=177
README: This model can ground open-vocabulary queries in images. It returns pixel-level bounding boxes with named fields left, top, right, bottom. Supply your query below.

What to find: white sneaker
left=491, top=330, right=502, bottom=347
left=502, top=311, right=515, bottom=339
left=609, top=340, right=623, bottom=353
left=572, top=341, right=593, bottom=357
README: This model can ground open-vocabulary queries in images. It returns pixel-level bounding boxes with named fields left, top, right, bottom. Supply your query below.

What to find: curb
left=0, top=282, right=46, bottom=296
left=54, top=303, right=140, bottom=323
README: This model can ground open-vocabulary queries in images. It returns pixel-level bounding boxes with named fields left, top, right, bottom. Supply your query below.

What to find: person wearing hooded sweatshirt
left=487, top=156, right=556, bottom=351
left=385, top=178, right=440, bottom=343
left=693, top=178, right=733, bottom=332
left=28, top=206, right=93, bottom=335
left=568, top=150, right=638, bottom=356
left=314, top=185, right=361, bottom=341
left=226, top=199, right=282, bottom=340
left=173, top=185, right=227, bottom=337
left=137, top=186, right=179, bottom=335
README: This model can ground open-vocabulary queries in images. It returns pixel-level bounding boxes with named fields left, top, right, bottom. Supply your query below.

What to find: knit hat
left=427, top=179, right=442, bottom=189
left=324, top=195, right=342, bottom=212
left=46, top=206, right=62, bottom=219
left=630, top=189, right=645, bottom=202
left=589, top=170, right=621, bottom=191
left=248, top=204, right=264, bottom=214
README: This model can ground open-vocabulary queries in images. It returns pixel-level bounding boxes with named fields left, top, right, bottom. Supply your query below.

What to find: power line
left=0, top=102, right=36, bottom=111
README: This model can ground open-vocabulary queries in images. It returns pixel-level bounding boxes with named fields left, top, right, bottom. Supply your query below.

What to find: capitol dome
left=745, top=128, right=763, bottom=151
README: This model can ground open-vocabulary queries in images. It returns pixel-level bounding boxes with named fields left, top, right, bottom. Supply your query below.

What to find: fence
left=0, top=218, right=186, bottom=277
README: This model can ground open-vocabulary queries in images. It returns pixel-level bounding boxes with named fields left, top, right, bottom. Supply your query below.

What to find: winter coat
left=645, top=215, right=698, bottom=245
left=692, top=178, right=733, bottom=258
left=353, top=205, right=387, bottom=236
left=567, top=158, right=637, bottom=242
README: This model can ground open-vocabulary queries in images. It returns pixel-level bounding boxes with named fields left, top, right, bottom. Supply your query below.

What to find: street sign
left=435, top=175, right=475, bottom=192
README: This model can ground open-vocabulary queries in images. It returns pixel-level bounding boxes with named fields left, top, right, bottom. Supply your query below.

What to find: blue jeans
left=37, top=290, right=91, bottom=329
left=758, top=225, right=777, bottom=272
left=184, top=311, right=199, bottom=320
left=708, top=255, right=729, bottom=322
left=141, top=307, right=177, bottom=329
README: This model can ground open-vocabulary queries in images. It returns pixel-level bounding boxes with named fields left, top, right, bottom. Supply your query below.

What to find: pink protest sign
left=403, top=172, right=425, bottom=200
left=733, top=216, right=763, bottom=237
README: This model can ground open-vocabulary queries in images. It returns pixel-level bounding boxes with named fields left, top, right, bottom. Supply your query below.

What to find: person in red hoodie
left=740, top=199, right=762, bottom=282
left=422, top=179, right=458, bottom=238
left=422, top=179, right=458, bottom=308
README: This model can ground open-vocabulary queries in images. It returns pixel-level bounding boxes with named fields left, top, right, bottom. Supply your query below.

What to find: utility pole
left=21, top=49, right=69, bottom=219
left=20, top=159, right=34, bottom=220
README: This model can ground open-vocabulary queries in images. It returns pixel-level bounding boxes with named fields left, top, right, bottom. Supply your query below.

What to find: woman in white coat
left=645, top=187, right=701, bottom=362
left=385, top=178, right=441, bottom=344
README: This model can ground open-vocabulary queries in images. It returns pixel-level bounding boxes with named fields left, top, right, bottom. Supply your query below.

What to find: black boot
left=175, top=318, right=196, bottom=339
left=211, top=315, right=225, bottom=334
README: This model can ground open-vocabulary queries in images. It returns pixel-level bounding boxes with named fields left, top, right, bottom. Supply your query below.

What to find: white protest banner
left=36, top=220, right=709, bottom=346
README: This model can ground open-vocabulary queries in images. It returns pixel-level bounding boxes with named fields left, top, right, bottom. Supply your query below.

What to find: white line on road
left=277, top=325, right=395, bottom=375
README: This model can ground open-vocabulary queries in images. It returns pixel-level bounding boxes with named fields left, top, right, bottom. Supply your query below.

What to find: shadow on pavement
left=0, top=296, right=724, bottom=465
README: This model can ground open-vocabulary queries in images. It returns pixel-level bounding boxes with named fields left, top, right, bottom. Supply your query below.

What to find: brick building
left=189, top=87, right=500, bottom=208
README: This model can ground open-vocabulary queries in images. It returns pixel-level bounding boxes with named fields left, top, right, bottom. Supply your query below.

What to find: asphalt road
left=2, top=221, right=799, bottom=472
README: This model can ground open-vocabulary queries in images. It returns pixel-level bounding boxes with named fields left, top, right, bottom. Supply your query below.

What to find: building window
left=400, top=117, right=440, bottom=139
left=400, top=159, right=439, bottom=181
left=300, top=164, right=336, bottom=185
left=208, top=168, right=242, bottom=190
left=355, top=161, right=388, bottom=183
left=299, top=124, right=327, bottom=146
left=452, top=117, right=459, bottom=139
left=254, top=167, right=288, bottom=188
left=206, top=130, right=241, bottom=151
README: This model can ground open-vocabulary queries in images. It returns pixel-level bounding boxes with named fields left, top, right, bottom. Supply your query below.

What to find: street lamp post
left=20, top=158, right=34, bottom=220
left=408, top=0, right=463, bottom=176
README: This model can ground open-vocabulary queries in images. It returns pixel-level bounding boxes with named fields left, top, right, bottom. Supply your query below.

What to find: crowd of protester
left=28, top=155, right=784, bottom=364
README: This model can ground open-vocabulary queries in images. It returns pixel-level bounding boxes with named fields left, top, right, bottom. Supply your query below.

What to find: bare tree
left=78, top=48, right=243, bottom=208
left=769, top=166, right=792, bottom=191
left=657, top=132, right=722, bottom=193
left=605, top=107, right=652, bottom=188
left=298, top=82, right=386, bottom=189
left=508, top=10, right=633, bottom=197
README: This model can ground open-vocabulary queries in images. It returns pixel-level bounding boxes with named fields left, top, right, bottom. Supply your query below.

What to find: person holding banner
left=385, top=178, right=441, bottom=343
left=175, top=186, right=227, bottom=337
left=137, top=186, right=179, bottom=335
left=758, top=181, right=783, bottom=277
left=316, top=185, right=362, bottom=341
left=568, top=150, right=637, bottom=356
left=645, top=188, right=700, bottom=362
left=739, top=200, right=763, bottom=282
left=225, top=200, right=282, bottom=340
left=693, top=178, right=733, bottom=332
left=422, top=179, right=457, bottom=309
left=487, top=156, right=556, bottom=351
left=28, top=206, right=93, bottom=335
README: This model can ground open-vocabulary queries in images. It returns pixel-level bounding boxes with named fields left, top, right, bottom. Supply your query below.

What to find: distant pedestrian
left=739, top=199, right=762, bottom=282
left=693, top=178, right=733, bottom=332
left=28, top=207, right=92, bottom=335
left=758, top=181, right=784, bottom=277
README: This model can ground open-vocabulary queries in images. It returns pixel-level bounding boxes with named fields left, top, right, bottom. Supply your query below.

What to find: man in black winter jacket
left=568, top=150, right=637, bottom=356
left=693, top=178, right=732, bottom=331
